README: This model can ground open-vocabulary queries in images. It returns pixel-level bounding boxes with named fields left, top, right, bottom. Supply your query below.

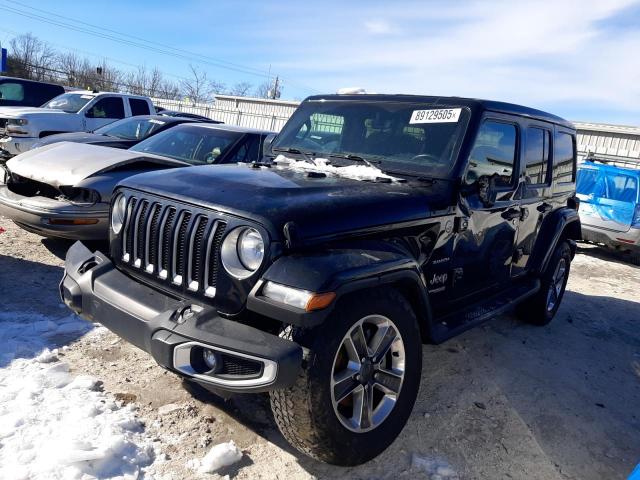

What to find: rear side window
left=524, top=127, right=551, bottom=185
left=0, top=82, right=25, bottom=101
left=554, top=132, right=576, bottom=183
left=31, top=84, right=64, bottom=106
left=87, top=97, right=125, bottom=119
left=129, top=98, right=150, bottom=116
left=465, top=120, right=517, bottom=188
left=604, top=174, right=638, bottom=202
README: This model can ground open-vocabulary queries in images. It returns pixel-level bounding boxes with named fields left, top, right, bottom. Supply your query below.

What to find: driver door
left=84, top=96, right=126, bottom=131
left=449, top=116, right=521, bottom=304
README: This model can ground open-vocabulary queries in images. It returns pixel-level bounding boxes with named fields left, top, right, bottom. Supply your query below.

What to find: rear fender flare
left=529, top=207, right=581, bottom=274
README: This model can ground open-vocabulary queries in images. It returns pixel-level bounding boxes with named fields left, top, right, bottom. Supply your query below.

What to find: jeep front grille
left=120, top=197, right=226, bottom=297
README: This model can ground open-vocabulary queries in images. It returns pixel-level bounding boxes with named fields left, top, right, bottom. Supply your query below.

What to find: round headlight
left=110, top=195, right=127, bottom=234
left=221, top=227, right=265, bottom=279
left=238, top=228, right=265, bottom=271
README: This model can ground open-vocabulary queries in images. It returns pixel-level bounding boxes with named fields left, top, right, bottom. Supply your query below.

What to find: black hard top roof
left=0, top=75, right=64, bottom=87
left=304, top=94, right=574, bottom=130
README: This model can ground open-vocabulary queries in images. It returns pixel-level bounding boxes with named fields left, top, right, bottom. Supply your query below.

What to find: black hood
left=118, top=164, right=454, bottom=241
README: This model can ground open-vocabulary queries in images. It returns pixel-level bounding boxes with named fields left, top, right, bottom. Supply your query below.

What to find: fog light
left=203, top=349, right=219, bottom=371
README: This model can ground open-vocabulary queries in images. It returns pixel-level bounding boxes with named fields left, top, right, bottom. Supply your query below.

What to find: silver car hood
left=6, top=142, right=188, bottom=187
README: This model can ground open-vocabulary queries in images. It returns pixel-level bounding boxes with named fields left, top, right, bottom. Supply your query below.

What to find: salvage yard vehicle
left=0, top=76, right=65, bottom=108
left=30, top=115, right=213, bottom=150
left=0, top=90, right=155, bottom=158
left=60, top=94, right=581, bottom=465
left=577, top=159, right=640, bottom=263
left=0, top=123, right=272, bottom=239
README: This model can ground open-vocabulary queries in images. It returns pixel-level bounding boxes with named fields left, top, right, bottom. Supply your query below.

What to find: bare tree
left=180, top=64, right=212, bottom=103
left=157, top=80, right=182, bottom=100
left=254, top=81, right=271, bottom=99
left=228, top=81, right=253, bottom=97
left=8, top=33, right=56, bottom=81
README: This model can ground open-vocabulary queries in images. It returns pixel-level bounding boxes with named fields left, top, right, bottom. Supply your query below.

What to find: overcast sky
left=1, top=0, right=639, bottom=125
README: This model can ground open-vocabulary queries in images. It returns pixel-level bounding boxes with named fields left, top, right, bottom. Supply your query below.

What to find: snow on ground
left=274, top=154, right=401, bottom=182
left=187, top=441, right=243, bottom=474
left=0, top=311, right=157, bottom=480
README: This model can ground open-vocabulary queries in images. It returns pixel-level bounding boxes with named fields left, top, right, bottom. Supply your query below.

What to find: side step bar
left=430, top=279, right=541, bottom=343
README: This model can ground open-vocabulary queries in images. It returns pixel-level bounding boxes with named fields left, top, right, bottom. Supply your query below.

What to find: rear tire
left=269, top=288, right=422, bottom=466
left=517, top=241, right=572, bottom=326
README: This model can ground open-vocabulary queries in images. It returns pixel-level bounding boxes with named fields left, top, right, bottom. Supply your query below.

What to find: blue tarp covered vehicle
left=577, top=160, right=640, bottom=261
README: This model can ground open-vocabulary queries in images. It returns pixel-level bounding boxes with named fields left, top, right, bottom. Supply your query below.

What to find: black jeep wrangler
left=61, top=94, right=581, bottom=465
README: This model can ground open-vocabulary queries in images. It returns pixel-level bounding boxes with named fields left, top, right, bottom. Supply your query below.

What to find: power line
left=7, top=1, right=271, bottom=78
left=0, top=1, right=320, bottom=94
left=0, top=25, right=196, bottom=86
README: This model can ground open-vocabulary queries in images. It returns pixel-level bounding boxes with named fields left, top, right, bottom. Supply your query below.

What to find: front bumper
left=0, top=185, right=109, bottom=240
left=0, top=136, right=39, bottom=156
left=60, top=241, right=302, bottom=392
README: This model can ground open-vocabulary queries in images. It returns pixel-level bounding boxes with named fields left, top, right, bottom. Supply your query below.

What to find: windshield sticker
left=148, top=119, right=166, bottom=125
left=80, top=95, right=94, bottom=99
left=409, top=108, right=461, bottom=124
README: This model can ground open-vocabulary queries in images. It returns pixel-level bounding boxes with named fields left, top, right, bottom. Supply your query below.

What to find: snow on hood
left=6, top=142, right=188, bottom=188
left=273, top=154, right=402, bottom=182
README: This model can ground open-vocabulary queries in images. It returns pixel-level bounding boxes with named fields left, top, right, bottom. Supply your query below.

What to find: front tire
left=517, top=241, right=572, bottom=325
left=269, top=288, right=422, bottom=466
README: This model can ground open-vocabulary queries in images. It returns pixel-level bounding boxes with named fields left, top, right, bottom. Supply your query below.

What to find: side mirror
left=262, top=133, right=276, bottom=157
left=478, top=175, right=498, bottom=207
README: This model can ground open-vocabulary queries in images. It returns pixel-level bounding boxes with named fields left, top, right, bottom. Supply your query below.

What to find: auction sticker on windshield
left=410, top=108, right=461, bottom=124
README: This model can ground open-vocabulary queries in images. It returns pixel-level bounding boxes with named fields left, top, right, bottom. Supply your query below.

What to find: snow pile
left=274, top=154, right=401, bottom=182
left=187, top=441, right=243, bottom=474
left=0, top=311, right=156, bottom=479
left=0, top=311, right=92, bottom=366
left=411, top=454, right=459, bottom=480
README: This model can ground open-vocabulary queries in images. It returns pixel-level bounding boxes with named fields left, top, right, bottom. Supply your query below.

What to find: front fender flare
left=247, top=247, right=435, bottom=339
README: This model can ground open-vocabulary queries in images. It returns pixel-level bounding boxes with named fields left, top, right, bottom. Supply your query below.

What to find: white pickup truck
left=0, top=91, right=155, bottom=157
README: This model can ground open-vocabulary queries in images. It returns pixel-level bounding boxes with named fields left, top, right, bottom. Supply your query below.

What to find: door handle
left=501, top=208, right=521, bottom=220
left=537, top=202, right=553, bottom=213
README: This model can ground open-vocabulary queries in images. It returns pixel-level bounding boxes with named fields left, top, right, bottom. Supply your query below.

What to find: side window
left=524, top=127, right=551, bottom=185
left=87, top=97, right=125, bottom=119
left=129, top=98, right=150, bottom=116
left=0, top=82, right=25, bottom=101
left=230, top=135, right=261, bottom=163
left=465, top=120, right=517, bottom=188
left=554, top=132, right=576, bottom=183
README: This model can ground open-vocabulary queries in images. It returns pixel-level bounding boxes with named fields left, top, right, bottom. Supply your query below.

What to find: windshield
left=41, top=93, right=93, bottom=113
left=129, top=125, right=239, bottom=164
left=272, top=100, right=471, bottom=177
left=95, top=117, right=168, bottom=140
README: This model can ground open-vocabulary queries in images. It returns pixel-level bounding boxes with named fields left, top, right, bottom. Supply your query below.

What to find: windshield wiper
left=328, top=153, right=381, bottom=169
left=272, top=147, right=316, bottom=164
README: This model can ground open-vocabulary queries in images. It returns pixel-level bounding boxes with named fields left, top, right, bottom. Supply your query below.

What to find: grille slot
left=120, top=197, right=227, bottom=297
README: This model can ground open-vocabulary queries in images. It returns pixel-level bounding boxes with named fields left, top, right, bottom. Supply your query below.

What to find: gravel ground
left=1, top=216, right=639, bottom=480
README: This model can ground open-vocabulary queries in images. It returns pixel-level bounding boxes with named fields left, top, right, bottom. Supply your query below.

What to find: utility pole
left=269, top=75, right=280, bottom=99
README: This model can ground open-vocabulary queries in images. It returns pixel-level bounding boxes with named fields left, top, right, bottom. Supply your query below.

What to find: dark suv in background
left=61, top=94, right=580, bottom=465
left=0, top=76, right=65, bottom=108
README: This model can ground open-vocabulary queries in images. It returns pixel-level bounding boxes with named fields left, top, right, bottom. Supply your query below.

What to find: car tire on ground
left=517, top=241, right=572, bottom=326
left=269, top=288, right=422, bottom=466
